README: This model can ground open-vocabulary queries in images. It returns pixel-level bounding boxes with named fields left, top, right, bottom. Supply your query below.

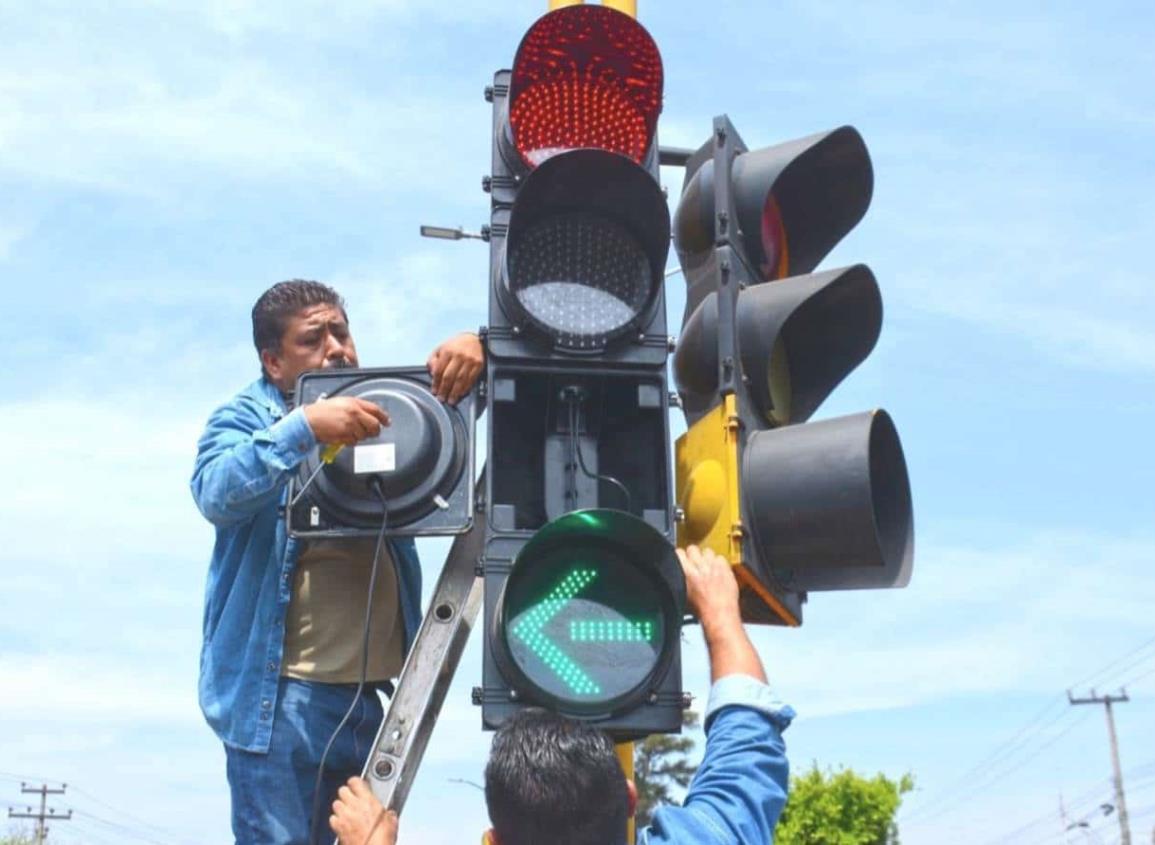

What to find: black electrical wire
left=308, top=479, right=390, bottom=845
left=567, top=396, right=632, bottom=513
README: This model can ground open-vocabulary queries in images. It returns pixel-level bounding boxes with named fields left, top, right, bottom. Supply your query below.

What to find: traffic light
left=673, top=119, right=914, bottom=625
left=477, top=2, right=685, bottom=737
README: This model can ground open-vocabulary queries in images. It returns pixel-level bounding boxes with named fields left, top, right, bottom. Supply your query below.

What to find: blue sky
left=2, top=1, right=1154, bottom=843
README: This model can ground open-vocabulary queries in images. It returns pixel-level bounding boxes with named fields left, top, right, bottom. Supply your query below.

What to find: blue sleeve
left=189, top=400, right=317, bottom=527
left=641, top=676, right=792, bottom=845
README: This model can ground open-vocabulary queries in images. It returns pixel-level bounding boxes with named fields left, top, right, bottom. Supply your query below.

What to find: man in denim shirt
left=191, top=279, right=484, bottom=845
left=329, top=544, right=792, bottom=845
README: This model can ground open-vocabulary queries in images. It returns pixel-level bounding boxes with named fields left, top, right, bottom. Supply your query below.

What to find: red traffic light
left=510, top=4, right=662, bottom=168
left=675, top=126, right=873, bottom=281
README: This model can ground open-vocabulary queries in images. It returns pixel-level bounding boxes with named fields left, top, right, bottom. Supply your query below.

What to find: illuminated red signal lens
left=760, top=195, right=790, bottom=281
left=510, top=5, right=662, bottom=168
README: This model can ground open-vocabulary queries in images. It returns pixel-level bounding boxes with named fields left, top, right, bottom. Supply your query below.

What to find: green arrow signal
left=511, top=567, right=601, bottom=696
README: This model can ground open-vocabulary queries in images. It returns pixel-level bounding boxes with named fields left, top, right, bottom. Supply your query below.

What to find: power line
left=66, top=784, right=191, bottom=843
left=986, top=762, right=1155, bottom=845
left=903, top=634, right=1155, bottom=827
left=901, top=697, right=1070, bottom=821
left=904, top=706, right=1090, bottom=826
left=69, top=808, right=176, bottom=844
left=985, top=779, right=1112, bottom=845
left=0, top=773, right=193, bottom=845
left=1120, top=664, right=1155, bottom=690
left=1070, top=636, right=1155, bottom=692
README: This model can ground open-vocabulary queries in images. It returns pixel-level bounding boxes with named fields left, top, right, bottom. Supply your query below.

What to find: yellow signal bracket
left=601, top=0, right=638, bottom=16
left=675, top=395, right=800, bottom=627
left=547, top=0, right=637, bottom=17
left=675, top=395, right=743, bottom=564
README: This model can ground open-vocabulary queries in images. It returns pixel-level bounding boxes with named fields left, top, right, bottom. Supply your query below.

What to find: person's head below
left=484, top=708, right=637, bottom=845
left=252, top=279, right=358, bottom=394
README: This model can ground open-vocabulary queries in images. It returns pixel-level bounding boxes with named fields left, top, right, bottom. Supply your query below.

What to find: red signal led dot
left=510, top=4, right=662, bottom=168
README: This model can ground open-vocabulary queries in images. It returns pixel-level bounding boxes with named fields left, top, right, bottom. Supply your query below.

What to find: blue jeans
left=224, top=678, right=384, bottom=845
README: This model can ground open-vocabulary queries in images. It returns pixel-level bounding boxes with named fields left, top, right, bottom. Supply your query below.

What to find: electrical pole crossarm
left=1068, top=690, right=1130, bottom=705
left=10, top=784, right=71, bottom=845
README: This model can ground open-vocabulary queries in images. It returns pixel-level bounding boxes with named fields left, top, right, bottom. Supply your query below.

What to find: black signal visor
left=501, top=148, right=670, bottom=351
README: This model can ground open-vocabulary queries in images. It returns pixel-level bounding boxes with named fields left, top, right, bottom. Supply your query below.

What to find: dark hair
left=485, top=709, right=628, bottom=845
left=251, top=279, right=347, bottom=362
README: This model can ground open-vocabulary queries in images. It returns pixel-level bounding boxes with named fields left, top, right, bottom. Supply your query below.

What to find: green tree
left=633, top=710, right=701, bottom=827
left=1, top=827, right=36, bottom=845
left=775, top=764, right=914, bottom=845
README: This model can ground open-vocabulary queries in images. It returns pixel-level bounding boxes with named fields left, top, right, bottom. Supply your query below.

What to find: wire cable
left=905, top=635, right=1155, bottom=826
left=67, top=784, right=190, bottom=843
left=566, top=394, right=632, bottom=513
left=912, top=708, right=1093, bottom=831
left=1069, top=633, right=1155, bottom=691
left=69, top=808, right=174, bottom=845
left=902, top=696, right=1071, bottom=821
left=308, top=481, right=390, bottom=845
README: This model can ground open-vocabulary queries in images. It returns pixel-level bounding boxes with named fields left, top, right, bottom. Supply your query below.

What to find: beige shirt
left=281, top=538, right=404, bottom=684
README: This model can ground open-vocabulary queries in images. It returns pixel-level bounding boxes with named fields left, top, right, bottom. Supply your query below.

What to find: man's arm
left=190, top=395, right=388, bottom=527
left=642, top=546, right=791, bottom=845
left=677, top=545, right=765, bottom=684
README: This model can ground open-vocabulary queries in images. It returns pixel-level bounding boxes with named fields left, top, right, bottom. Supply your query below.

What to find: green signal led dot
left=570, top=619, right=657, bottom=642
left=511, top=566, right=603, bottom=696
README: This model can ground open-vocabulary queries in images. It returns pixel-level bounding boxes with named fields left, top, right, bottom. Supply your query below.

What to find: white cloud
left=0, top=59, right=484, bottom=198
left=724, top=529, right=1155, bottom=719
left=333, top=248, right=490, bottom=365
left=174, top=0, right=520, bottom=40
left=0, top=653, right=200, bottom=724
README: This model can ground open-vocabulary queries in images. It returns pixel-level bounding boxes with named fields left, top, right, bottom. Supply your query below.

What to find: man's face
left=261, top=303, right=359, bottom=394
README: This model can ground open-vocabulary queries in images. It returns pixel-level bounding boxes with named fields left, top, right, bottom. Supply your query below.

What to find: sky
left=1, top=0, right=1154, bottom=843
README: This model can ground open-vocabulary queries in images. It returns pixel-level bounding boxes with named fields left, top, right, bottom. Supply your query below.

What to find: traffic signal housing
left=477, top=3, right=685, bottom=738
left=673, top=118, right=914, bottom=625
left=488, top=510, right=684, bottom=720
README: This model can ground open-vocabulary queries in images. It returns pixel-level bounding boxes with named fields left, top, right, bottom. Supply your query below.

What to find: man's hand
left=303, top=397, right=390, bottom=446
left=677, top=545, right=741, bottom=633
left=427, top=332, right=484, bottom=405
left=330, top=777, right=398, bottom=845
left=677, top=545, right=765, bottom=683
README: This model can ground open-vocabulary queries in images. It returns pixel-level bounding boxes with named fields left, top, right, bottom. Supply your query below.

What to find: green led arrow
left=511, top=567, right=602, bottom=696
left=570, top=619, right=655, bottom=642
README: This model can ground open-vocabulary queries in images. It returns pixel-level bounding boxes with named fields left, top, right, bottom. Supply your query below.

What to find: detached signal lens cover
left=510, top=4, right=662, bottom=167
left=286, top=367, right=475, bottom=537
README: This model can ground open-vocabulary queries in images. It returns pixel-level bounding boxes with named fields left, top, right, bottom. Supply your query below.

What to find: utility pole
left=1069, top=689, right=1131, bottom=845
left=7, top=783, right=71, bottom=845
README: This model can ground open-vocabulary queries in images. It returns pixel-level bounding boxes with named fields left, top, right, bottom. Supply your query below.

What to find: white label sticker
left=354, top=443, right=396, bottom=474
